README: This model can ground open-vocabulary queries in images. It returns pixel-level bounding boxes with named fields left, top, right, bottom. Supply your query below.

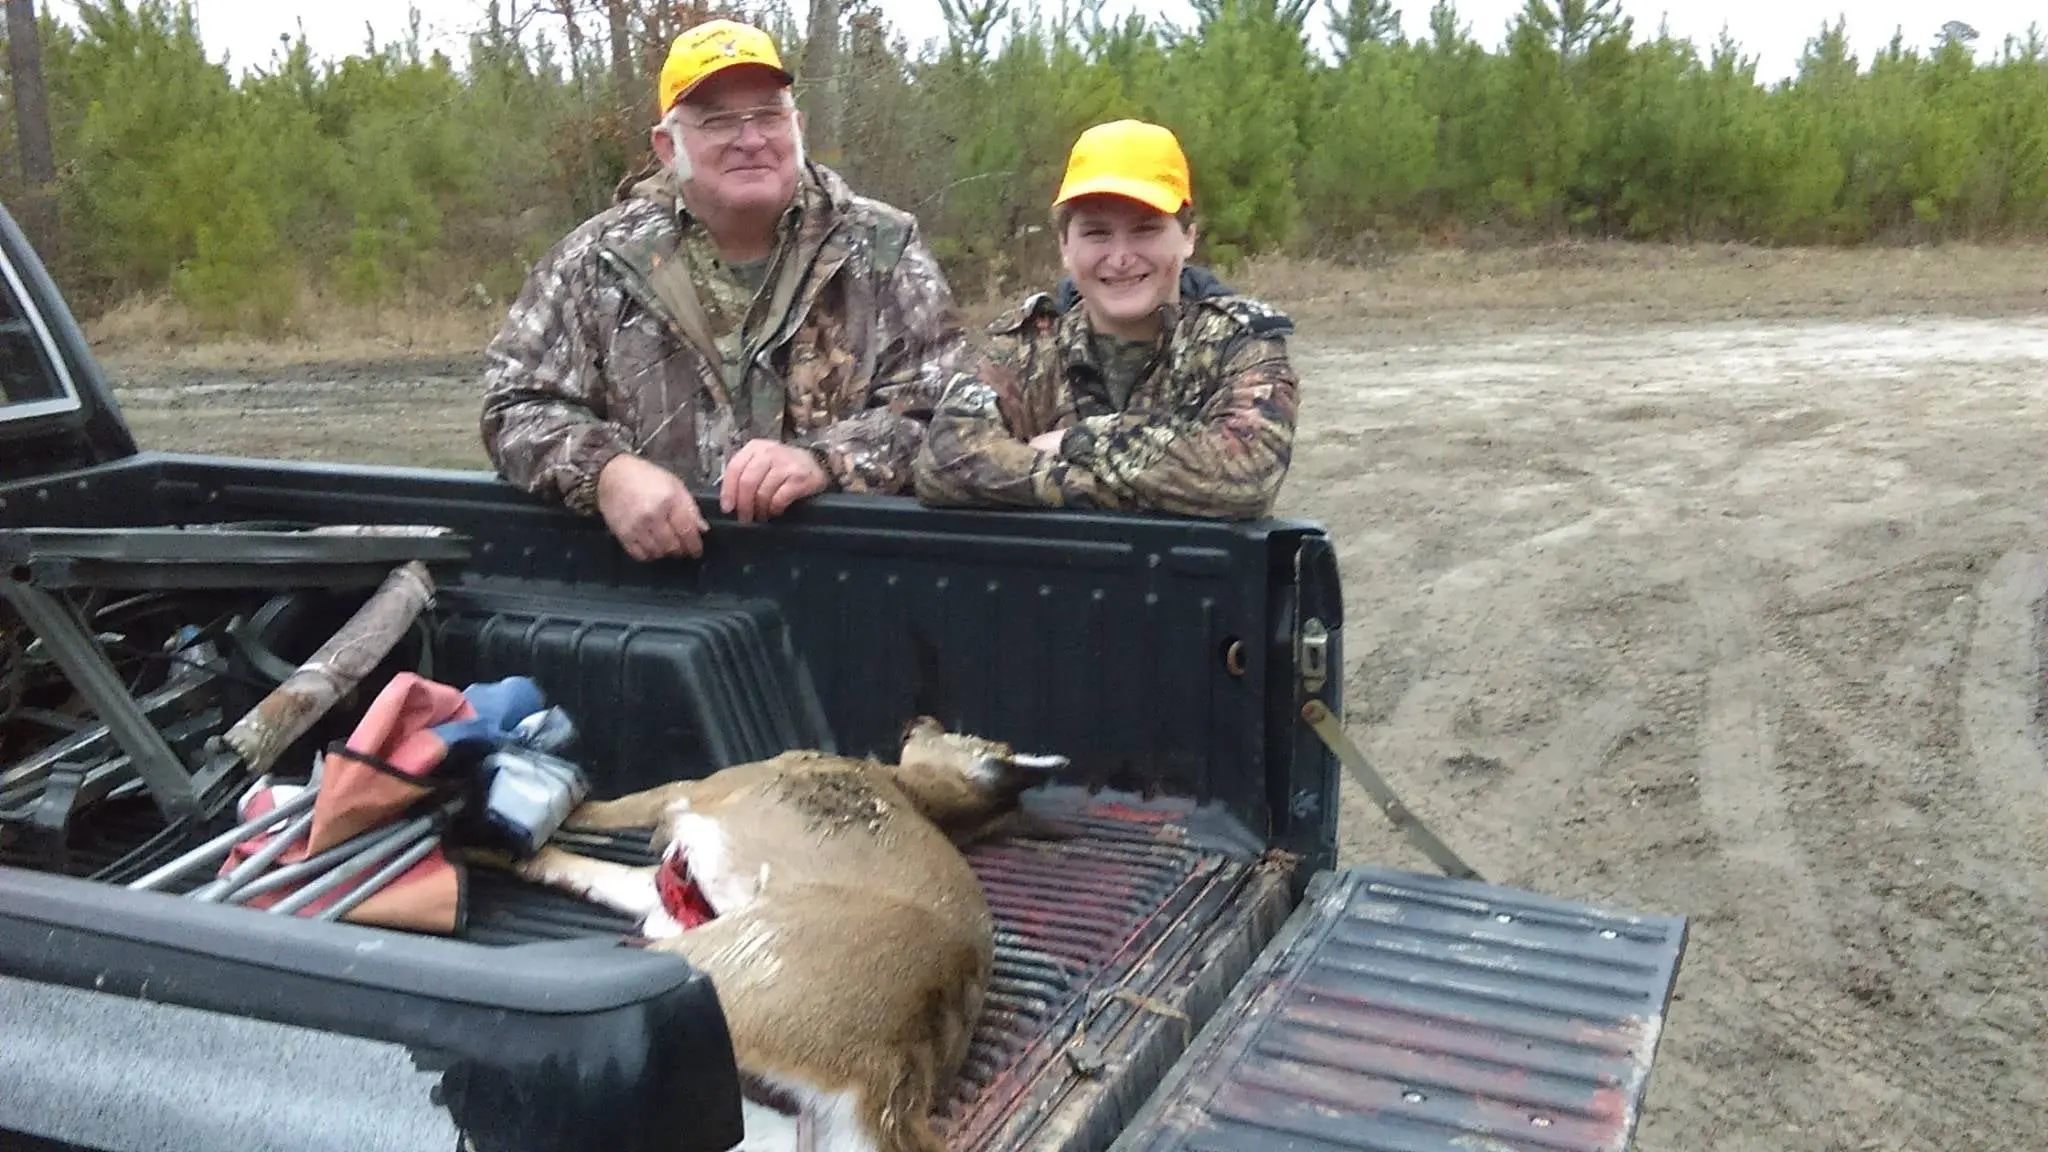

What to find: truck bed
left=2, top=570, right=1300, bottom=1152
left=6, top=782, right=1297, bottom=1152
left=0, top=449, right=1349, bottom=1152
left=425, top=573, right=1302, bottom=1150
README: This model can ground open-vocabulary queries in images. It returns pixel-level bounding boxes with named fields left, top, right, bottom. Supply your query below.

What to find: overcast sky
left=43, top=0, right=2048, bottom=85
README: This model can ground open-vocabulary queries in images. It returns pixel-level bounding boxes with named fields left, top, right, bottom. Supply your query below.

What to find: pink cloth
left=219, top=673, right=470, bottom=933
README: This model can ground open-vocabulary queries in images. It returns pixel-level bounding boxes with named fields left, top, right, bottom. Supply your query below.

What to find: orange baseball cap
left=659, top=19, right=794, bottom=114
left=1052, top=120, right=1193, bottom=215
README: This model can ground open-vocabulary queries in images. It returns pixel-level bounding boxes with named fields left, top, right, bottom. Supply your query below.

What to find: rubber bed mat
left=464, top=789, right=1298, bottom=1152
left=1106, top=867, right=1688, bottom=1152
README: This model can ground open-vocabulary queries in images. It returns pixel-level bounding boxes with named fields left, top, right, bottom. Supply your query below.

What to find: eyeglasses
left=685, top=104, right=796, bottom=145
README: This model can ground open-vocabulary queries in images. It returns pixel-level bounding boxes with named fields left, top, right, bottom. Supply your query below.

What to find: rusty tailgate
left=1105, top=867, right=1688, bottom=1152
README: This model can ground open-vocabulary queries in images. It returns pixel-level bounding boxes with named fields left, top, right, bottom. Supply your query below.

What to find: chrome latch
left=1299, top=617, right=1328, bottom=695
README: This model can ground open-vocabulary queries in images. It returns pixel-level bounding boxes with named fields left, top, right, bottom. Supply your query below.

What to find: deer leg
left=514, top=845, right=662, bottom=923
left=860, top=1069, right=945, bottom=1152
left=561, top=780, right=703, bottom=830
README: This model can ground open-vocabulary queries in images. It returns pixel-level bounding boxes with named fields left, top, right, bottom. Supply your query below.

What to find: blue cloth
left=426, top=676, right=549, bottom=770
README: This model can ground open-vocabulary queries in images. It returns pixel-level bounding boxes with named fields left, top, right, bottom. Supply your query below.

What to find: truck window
left=0, top=249, right=80, bottom=420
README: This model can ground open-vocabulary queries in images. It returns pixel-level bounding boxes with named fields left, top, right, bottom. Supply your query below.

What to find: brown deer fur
left=496, top=717, right=1067, bottom=1152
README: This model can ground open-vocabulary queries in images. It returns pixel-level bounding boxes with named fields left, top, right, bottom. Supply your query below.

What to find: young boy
left=911, top=120, right=1300, bottom=520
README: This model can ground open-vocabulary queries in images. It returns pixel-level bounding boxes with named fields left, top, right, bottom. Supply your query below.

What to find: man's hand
left=595, top=453, right=709, bottom=561
left=720, top=439, right=830, bottom=524
left=1028, top=428, right=1067, bottom=454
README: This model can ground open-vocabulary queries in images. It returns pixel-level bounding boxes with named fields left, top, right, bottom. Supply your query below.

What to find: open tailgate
left=1106, top=866, right=1688, bottom=1152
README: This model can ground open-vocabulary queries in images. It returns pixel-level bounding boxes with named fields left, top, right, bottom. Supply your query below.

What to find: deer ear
left=977, top=751, right=1067, bottom=789
left=1009, top=753, right=1069, bottom=775
left=901, top=715, right=946, bottom=749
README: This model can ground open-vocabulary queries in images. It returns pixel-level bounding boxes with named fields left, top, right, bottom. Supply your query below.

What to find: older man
left=480, top=19, right=967, bottom=561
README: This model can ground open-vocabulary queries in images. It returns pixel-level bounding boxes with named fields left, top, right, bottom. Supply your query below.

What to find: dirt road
left=1286, top=312, right=2048, bottom=1152
left=98, top=245, right=2048, bottom=1151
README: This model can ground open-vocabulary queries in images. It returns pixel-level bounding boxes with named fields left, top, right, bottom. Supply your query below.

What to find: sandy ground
left=93, top=243, right=2048, bottom=1152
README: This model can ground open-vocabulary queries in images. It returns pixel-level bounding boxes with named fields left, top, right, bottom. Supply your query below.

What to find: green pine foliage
left=1299, top=41, right=1435, bottom=248
left=3, top=0, right=2047, bottom=333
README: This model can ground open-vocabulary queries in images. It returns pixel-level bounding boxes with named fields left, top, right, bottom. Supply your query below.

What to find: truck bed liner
left=469, top=792, right=1298, bottom=1152
left=1105, top=867, right=1688, bottom=1152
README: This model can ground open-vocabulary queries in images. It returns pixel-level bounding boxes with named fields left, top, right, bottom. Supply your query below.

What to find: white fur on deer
left=736, top=1076, right=868, bottom=1152
left=506, top=718, right=1068, bottom=1152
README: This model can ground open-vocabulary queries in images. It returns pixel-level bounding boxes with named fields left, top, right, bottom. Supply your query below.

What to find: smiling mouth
left=1100, top=272, right=1151, bottom=290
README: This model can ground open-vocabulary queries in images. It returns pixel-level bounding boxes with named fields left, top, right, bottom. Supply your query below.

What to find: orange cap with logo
left=659, top=19, right=795, bottom=114
left=1052, top=120, right=1193, bottom=215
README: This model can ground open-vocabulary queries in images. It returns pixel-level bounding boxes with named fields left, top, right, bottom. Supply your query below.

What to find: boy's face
left=1057, top=194, right=1197, bottom=337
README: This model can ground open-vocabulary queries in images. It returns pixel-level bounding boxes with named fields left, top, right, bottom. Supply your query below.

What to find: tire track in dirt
left=1960, top=550, right=2048, bottom=863
left=1647, top=571, right=2005, bottom=1147
left=1688, top=578, right=1838, bottom=956
left=1310, top=312, right=2048, bottom=1151
left=1686, top=542, right=2048, bottom=1146
left=1455, top=687, right=1644, bottom=886
left=1340, top=510, right=1621, bottom=866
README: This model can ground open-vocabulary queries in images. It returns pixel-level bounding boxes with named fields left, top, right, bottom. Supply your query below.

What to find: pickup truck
left=0, top=200, right=1689, bottom=1152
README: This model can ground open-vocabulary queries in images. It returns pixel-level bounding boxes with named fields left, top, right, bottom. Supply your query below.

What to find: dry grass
left=1228, top=239, right=2048, bottom=331
left=80, top=241, right=2048, bottom=374
left=84, top=289, right=504, bottom=373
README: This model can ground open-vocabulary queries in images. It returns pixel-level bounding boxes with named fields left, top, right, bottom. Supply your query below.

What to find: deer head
left=885, top=715, right=1067, bottom=841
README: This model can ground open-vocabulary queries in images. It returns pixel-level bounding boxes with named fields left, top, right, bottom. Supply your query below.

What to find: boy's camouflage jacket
left=912, top=273, right=1299, bottom=520
left=480, top=161, right=968, bottom=512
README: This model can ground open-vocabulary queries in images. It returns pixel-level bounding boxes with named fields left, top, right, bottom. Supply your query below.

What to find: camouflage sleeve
left=913, top=311, right=1122, bottom=508
left=912, top=329, right=1108, bottom=510
left=1056, top=317, right=1299, bottom=520
left=478, top=227, right=633, bottom=515
left=799, top=222, right=965, bottom=495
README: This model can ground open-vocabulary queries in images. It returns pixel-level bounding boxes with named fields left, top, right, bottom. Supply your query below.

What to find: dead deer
left=492, top=716, right=1069, bottom=1152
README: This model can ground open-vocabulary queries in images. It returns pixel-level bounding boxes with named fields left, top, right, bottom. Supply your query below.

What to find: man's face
left=657, top=66, right=803, bottom=219
left=1057, top=194, right=1197, bottom=336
